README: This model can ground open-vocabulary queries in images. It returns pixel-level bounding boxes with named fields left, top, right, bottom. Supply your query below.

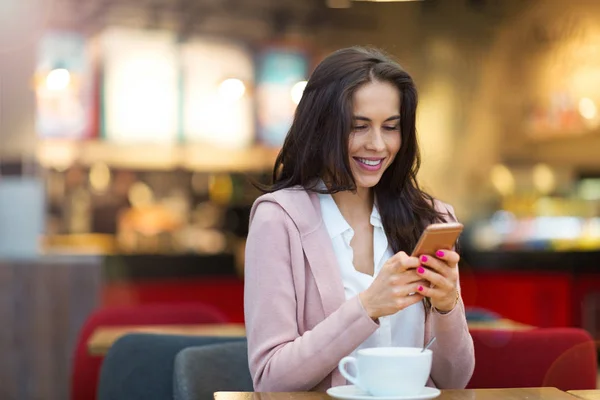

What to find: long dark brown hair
left=258, top=46, right=448, bottom=254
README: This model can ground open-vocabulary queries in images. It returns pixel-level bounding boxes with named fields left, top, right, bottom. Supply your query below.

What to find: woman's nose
left=365, top=129, right=385, bottom=151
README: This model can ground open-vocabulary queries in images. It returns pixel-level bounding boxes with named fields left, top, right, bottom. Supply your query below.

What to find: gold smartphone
left=411, top=222, right=464, bottom=257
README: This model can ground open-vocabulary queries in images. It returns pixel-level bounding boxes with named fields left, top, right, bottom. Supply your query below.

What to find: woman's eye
left=384, top=125, right=400, bottom=131
left=353, top=125, right=368, bottom=131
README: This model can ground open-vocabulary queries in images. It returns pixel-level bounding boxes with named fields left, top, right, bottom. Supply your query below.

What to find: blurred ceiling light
left=128, top=182, right=154, bottom=208
left=89, top=162, right=111, bottom=193
left=490, top=164, right=515, bottom=197
left=45, top=68, right=71, bottom=91
left=327, top=0, right=352, bottom=7
left=532, top=163, right=556, bottom=195
left=291, top=81, right=308, bottom=105
left=218, top=78, right=246, bottom=101
left=578, top=97, right=597, bottom=120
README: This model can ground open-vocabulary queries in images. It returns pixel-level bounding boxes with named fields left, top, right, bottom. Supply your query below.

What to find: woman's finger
left=395, top=292, right=425, bottom=310
left=433, top=249, right=460, bottom=266
left=417, top=264, right=450, bottom=286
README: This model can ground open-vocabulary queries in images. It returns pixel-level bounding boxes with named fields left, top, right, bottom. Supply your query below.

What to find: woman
left=244, top=47, right=475, bottom=392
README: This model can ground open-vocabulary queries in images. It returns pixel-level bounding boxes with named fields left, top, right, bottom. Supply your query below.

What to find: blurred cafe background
left=1, top=0, right=600, bottom=398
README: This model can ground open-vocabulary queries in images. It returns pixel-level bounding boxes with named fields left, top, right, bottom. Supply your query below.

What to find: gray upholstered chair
left=97, top=334, right=245, bottom=400
left=173, top=340, right=253, bottom=400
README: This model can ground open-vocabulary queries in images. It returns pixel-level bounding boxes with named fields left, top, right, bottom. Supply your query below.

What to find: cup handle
left=338, top=356, right=362, bottom=389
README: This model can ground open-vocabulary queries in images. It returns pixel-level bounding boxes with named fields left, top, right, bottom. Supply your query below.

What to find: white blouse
left=317, top=192, right=425, bottom=355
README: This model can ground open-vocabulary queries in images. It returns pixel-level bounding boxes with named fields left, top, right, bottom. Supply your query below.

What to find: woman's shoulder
left=250, top=186, right=321, bottom=233
left=252, top=186, right=309, bottom=211
left=254, top=185, right=307, bottom=202
left=431, top=198, right=457, bottom=222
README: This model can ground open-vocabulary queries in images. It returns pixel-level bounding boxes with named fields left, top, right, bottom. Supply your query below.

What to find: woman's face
left=347, top=80, right=402, bottom=190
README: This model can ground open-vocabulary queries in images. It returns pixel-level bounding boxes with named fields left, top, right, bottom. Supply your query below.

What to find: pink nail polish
left=421, top=255, right=428, bottom=262
left=436, top=250, right=445, bottom=257
left=417, top=267, right=425, bottom=274
left=418, top=286, right=424, bottom=292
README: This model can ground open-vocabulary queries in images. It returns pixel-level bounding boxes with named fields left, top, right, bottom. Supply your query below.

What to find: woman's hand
left=415, top=250, right=460, bottom=313
left=359, top=251, right=428, bottom=320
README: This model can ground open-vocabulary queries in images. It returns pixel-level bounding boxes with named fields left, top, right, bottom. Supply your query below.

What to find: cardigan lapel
left=301, top=219, right=346, bottom=317
left=271, top=188, right=346, bottom=318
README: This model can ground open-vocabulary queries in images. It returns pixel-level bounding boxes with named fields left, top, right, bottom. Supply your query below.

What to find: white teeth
left=358, top=158, right=382, bottom=166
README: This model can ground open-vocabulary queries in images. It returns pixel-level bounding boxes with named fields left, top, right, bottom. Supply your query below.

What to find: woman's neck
left=331, top=186, right=373, bottom=225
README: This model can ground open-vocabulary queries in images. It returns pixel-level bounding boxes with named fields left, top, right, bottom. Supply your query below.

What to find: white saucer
left=326, top=385, right=441, bottom=400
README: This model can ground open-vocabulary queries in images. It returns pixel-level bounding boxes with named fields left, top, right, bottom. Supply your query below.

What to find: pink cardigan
left=244, top=187, right=475, bottom=392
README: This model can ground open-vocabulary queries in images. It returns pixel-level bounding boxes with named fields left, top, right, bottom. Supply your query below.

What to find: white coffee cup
left=338, top=347, right=432, bottom=397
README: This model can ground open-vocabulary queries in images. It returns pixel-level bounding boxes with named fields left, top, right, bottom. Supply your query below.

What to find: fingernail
left=421, top=255, right=428, bottom=262
left=436, top=250, right=445, bottom=257
left=417, top=267, right=425, bottom=274
left=418, top=285, right=424, bottom=292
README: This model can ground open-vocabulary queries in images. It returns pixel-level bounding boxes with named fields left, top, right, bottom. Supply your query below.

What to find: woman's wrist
left=359, top=292, right=379, bottom=321
left=433, top=289, right=459, bottom=314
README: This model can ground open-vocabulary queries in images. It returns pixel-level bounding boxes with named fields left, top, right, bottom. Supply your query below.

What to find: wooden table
left=87, top=323, right=246, bottom=356
left=87, top=318, right=533, bottom=356
left=215, top=388, right=577, bottom=400
left=568, top=391, right=600, bottom=400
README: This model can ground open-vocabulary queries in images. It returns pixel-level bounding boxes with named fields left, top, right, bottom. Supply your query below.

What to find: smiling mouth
left=355, top=157, right=383, bottom=166
left=353, top=157, right=385, bottom=171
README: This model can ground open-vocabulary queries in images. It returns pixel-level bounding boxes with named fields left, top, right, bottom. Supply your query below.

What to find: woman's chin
left=354, top=175, right=383, bottom=190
